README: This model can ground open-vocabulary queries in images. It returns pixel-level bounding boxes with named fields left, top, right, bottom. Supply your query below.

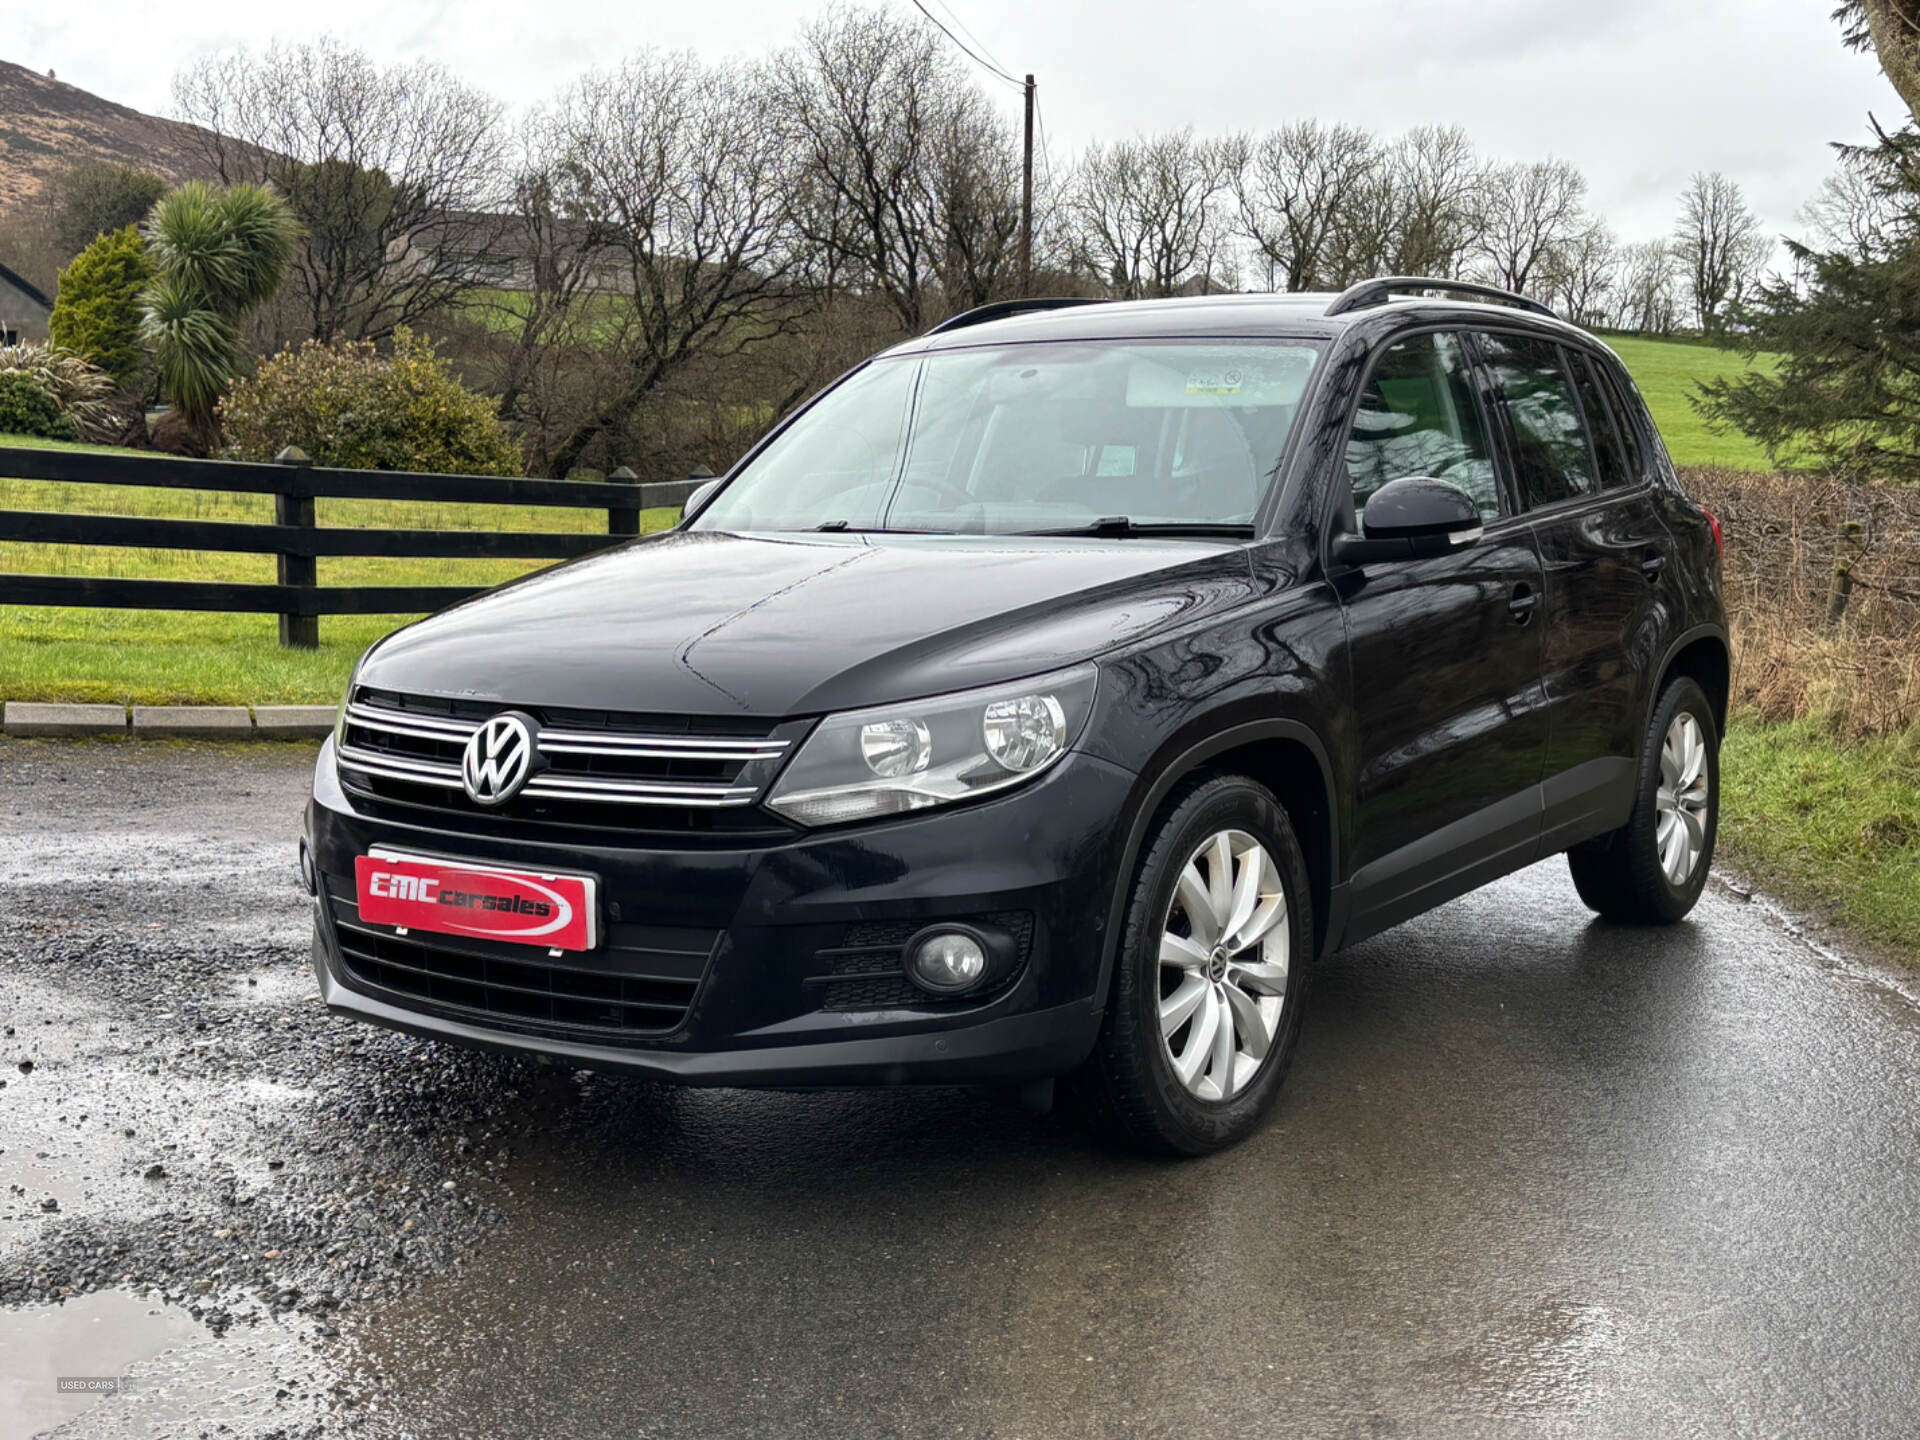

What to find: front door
left=1334, top=330, right=1549, bottom=943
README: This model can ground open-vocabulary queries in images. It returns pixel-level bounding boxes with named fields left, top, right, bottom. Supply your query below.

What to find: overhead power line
left=908, top=0, right=1023, bottom=88
left=929, top=0, right=1014, bottom=79
left=1032, top=89, right=1054, bottom=189
left=904, top=0, right=1037, bottom=294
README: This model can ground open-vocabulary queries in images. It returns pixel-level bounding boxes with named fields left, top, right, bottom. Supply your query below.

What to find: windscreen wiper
left=1017, top=516, right=1255, bottom=538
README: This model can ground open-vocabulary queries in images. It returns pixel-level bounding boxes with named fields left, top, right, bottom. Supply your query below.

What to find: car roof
left=889, top=290, right=1603, bottom=357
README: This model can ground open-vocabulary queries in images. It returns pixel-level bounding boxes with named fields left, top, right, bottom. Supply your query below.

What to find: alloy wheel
left=1157, top=829, right=1290, bottom=1102
left=1655, top=711, right=1711, bottom=885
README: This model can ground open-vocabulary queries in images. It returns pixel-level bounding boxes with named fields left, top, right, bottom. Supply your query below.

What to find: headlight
left=766, top=666, right=1097, bottom=826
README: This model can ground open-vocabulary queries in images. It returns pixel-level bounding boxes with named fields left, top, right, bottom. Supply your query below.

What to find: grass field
left=1600, top=334, right=1780, bottom=471
left=1718, top=720, right=1920, bottom=961
left=0, top=332, right=1780, bottom=706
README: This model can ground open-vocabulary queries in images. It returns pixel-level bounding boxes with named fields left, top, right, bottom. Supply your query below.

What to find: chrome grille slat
left=523, top=775, right=762, bottom=805
left=336, top=744, right=462, bottom=786
left=537, top=732, right=788, bottom=762
left=344, top=703, right=479, bottom=741
left=337, top=695, right=786, bottom=814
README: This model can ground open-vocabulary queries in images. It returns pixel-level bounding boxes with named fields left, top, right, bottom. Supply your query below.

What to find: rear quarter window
left=1567, top=351, right=1638, bottom=491
left=1593, top=356, right=1663, bottom=485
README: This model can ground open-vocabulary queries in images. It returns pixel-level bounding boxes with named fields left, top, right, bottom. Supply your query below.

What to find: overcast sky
left=7, top=0, right=1904, bottom=247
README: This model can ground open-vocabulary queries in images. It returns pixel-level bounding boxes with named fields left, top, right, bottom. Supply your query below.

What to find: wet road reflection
left=348, top=867, right=1920, bottom=1439
left=6, top=742, right=1919, bottom=1438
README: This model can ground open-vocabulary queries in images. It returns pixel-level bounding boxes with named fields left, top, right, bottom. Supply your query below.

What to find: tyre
left=1567, top=676, right=1719, bottom=924
left=1085, top=773, right=1314, bottom=1156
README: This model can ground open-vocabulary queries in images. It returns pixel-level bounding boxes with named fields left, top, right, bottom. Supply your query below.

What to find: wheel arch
left=1655, top=624, right=1731, bottom=735
left=1093, top=719, right=1339, bottom=1014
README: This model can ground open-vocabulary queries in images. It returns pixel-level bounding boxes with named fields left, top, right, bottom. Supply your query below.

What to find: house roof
left=0, top=260, right=53, bottom=311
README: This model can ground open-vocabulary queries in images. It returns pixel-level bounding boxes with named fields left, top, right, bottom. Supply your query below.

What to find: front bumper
left=305, top=737, right=1131, bottom=1085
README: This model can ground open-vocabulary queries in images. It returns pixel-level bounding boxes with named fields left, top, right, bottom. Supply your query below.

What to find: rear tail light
left=1702, top=507, right=1723, bottom=557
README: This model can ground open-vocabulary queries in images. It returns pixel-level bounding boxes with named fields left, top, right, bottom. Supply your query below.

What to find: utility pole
left=1020, top=73, right=1035, bottom=296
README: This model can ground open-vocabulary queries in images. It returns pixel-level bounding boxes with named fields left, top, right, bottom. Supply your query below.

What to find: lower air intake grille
left=325, top=878, right=716, bottom=1041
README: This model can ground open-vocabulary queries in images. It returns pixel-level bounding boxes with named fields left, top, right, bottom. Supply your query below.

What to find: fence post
left=274, top=446, right=319, bottom=649
left=1825, top=519, right=1865, bottom=631
left=607, top=465, right=640, bottom=538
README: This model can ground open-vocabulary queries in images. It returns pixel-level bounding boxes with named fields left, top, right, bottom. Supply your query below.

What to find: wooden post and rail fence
left=0, top=446, right=705, bottom=648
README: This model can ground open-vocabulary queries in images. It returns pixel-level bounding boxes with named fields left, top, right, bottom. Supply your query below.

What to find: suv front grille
left=335, top=690, right=797, bottom=832
left=325, top=878, right=717, bottom=1041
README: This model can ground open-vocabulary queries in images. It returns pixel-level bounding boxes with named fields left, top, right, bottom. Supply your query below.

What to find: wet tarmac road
left=4, top=739, right=1920, bottom=1437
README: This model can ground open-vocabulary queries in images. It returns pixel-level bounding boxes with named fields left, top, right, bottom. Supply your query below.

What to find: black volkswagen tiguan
left=305, top=279, right=1729, bottom=1154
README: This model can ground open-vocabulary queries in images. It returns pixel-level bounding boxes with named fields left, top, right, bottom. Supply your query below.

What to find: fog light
left=907, top=929, right=989, bottom=994
left=298, top=840, right=317, bottom=896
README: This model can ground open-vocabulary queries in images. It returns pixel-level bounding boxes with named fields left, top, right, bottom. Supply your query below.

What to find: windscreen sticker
left=1186, top=367, right=1244, bottom=395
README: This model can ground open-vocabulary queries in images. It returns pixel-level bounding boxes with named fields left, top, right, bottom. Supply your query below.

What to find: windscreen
left=691, top=340, right=1321, bottom=536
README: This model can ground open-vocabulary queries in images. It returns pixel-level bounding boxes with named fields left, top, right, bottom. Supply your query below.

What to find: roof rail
left=926, top=297, right=1104, bottom=335
left=1324, top=277, right=1555, bottom=319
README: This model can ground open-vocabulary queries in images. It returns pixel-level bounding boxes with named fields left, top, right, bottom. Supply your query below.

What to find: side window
left=1346, top=331, right=1501, bottom=525
left=1567, top=351, right=1635, bottom=490
left=1593, top=357, right=1649, bottom=483
left=1479, top=332, right=1598, bottom=507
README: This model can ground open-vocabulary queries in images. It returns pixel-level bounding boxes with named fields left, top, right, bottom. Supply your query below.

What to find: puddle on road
left=2, top=1156, right=93, bottom=1244
left=0, top=1044, right=314, bottom=1241
left=0, top=1046, right=170, bottom=1244
left=1, top=1288, right=202, bottom=1435
left=0, top=1288, right=339, bottom=1438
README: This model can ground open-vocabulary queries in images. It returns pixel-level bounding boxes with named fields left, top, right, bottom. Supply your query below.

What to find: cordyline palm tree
left=139, top=182, right=301, bottom=443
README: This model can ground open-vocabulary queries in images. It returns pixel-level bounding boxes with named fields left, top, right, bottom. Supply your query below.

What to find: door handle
left=1641, top=552, right=1666, bottom=580
left=1508, top=583, right=1538, bottom=624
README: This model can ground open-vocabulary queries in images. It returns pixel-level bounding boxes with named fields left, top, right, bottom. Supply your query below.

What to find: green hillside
left=1601, top=333, right=1779, bottom=471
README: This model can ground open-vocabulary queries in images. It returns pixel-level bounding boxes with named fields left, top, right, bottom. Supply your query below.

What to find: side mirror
left=1331, top=475, right=1484, bottom=565
left=680, top=478, right=721, bottom=523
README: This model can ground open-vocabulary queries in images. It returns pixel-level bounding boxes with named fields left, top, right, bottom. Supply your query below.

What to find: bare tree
left=541, top=51, right=803, bottom=477
left=1317, top=160, right=1400, bottom=286
left=174, top=40, right=510, bottom=344
left=1539, top=219, right=1619, bottom=323
left=772, top=6, right=1015, bottom=333
left=1067, top=130, right=1230, bottom=298
left=933, top=88, right=1025, bottom=313
left=1613, top=239, right=1684, bottom=334
left=1476, top=158, right=1588, bottom=295
left=472, top=120, right=618, bottom=470
left=1383, top=124, right=1487, bottom=277
left=1672, top=171, right=1771, bottom=329
left=1800, top=148, right=1907, bottom=259
left=1227, top=121, right=1380, bottom=291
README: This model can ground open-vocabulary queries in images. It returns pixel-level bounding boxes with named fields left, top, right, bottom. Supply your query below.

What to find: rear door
left=1334, top=329, right=1550, bottom=942
left=1475, top=332, right=1670, bottom=852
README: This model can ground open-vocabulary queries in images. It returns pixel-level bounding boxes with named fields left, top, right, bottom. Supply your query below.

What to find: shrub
left=0, top=342, right=117, bottom=439
left=50, top=225, right=153, bottom=387
left=0, top=371, right=77, bottom=440
left=54, top=160, right=166, bottom=258
left=221, top=331, right=523, bottom=475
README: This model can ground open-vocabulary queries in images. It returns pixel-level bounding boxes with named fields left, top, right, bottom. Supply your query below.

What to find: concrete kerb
left=2, top=702, right=335, bottom=741
left=0, top=702, right=130, bottom=738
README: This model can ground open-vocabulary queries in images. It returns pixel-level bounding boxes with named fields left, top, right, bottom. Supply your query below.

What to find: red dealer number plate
left=354, top=849, right=597, bottom=952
